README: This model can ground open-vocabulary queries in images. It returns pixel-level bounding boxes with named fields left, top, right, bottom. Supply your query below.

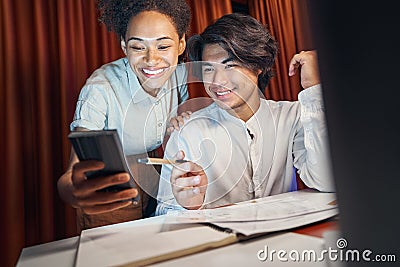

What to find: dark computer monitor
left=309, top=1, right=398, bottom=266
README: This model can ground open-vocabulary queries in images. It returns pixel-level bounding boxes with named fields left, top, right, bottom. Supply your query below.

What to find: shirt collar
left=246, top=100, right=273, bottom=138
left=218, top=98, right=262, bottom=126
left=216, top=99, right=269, bottom=140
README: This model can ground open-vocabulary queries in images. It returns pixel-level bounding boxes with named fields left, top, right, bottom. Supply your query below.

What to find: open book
left=75, top=190, right=338, bottom=267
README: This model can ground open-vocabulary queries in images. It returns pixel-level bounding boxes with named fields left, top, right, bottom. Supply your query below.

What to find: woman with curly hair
left=57, top=0, right=191, bottom=230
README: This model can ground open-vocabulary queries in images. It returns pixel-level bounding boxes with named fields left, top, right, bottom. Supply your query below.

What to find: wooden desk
left=294, top=216, right=340, bottom=238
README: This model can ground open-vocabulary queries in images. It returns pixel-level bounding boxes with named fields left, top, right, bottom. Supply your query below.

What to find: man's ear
left=178, top=34, right=186, bottom=56
left=121, top=39, right=127, bottom=55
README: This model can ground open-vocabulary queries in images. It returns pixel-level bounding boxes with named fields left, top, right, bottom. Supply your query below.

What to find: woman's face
left=121, top=11, right=186, bottom=96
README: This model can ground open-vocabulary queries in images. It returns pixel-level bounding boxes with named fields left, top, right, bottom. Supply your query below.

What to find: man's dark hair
left=187, top=13, right=278, bottom=92
left=97, top=0, right=191, bottom=40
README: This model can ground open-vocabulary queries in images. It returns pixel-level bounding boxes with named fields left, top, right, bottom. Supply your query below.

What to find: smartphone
left=68, top=129, right=140, bottom=203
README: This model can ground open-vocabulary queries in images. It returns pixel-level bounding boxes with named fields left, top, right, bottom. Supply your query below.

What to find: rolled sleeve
left=295, top=84, right=335, bottom=192
left=70, top=84, right=108, bottom=131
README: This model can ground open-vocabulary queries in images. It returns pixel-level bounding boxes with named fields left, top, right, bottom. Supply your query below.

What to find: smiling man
left=155, top=13, right=335, bottom=214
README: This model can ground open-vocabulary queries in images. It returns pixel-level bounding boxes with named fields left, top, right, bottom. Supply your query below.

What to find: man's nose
left=211, top=69, right=229, bottom=88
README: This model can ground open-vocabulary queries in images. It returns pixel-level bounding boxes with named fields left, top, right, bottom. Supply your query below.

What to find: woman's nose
left=145, top=48, right=161, bottom=65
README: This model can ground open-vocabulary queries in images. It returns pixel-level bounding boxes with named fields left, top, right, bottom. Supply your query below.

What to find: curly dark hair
left=97, top=0, right=191, bottom=40
left=187, top=13, right=278, bottom=92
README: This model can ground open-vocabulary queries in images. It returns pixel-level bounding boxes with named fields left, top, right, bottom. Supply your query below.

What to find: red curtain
left=249, top=0, right=315, bottom=101
left=188, top=0, right=232, bottom=35
left=0, top=1, right=123, bottom=266
left=0, top=1, right=314, bottom=266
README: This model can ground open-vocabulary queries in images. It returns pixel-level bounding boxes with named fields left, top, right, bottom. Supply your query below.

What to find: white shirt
left=156, top=85, right=335, bottom=215
left=70, top=58, right=188, bottom=155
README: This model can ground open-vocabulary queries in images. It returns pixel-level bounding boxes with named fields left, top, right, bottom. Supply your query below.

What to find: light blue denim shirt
left=156, top=85, right=335, bottom=215
left=70, top=58, right=188, bottom=155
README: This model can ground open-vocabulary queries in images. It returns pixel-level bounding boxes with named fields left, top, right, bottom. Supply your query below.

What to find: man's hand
left=170, top=150, right=208, bottom=209
left=288, top=50, right=321, bottom=89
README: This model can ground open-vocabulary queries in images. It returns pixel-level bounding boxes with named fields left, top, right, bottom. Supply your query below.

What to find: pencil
left=137, top=158, right=188, bottom=165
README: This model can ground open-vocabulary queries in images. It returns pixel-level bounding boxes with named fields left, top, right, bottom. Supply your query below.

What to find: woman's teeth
left=143, top=68, right=164, bottom=75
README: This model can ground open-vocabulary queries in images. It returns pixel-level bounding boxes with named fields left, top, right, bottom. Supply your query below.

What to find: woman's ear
left=121, top=39, right=127, bottom=55
left=178, top=34, right=186, bottom=55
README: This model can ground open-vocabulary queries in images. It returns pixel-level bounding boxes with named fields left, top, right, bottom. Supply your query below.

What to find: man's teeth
left=143, top=68, right=164, bottom=75
left=216, top=90, right=231, bottom=96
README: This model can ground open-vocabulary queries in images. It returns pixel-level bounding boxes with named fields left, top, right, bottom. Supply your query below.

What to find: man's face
left=121, top=11, right=186, bottom=96
left=201, top=44, right=260, bottom=117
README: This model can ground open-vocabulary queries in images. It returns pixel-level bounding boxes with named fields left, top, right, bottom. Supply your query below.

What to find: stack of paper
left=165, top=189, right=338, bottom=236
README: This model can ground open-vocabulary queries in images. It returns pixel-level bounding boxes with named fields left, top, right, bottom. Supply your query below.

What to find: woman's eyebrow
left=126, top=36, right=173, bottom=42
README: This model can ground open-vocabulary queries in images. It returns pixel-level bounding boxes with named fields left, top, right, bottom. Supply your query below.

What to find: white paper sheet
left=212, top=208, right=338, bottom=236
left=165, top=190, right=337, bottom=223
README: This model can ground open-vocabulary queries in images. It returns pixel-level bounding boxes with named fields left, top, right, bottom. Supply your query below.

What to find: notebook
left=75, top=190, right=338, bottom=267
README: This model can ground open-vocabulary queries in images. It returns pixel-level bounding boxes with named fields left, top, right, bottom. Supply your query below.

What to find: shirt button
left=158, top=123, right=162, bottom=127
left=155, top=101, right=159, bottom=105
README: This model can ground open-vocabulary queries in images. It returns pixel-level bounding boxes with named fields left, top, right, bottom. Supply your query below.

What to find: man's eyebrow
left=221, top=57, right=235, bottom=64
left=202, top=57, right=235, bottom=66
left=202, top=62, right=213, bottom=66
left=126, top=36, right=173, bottom=42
